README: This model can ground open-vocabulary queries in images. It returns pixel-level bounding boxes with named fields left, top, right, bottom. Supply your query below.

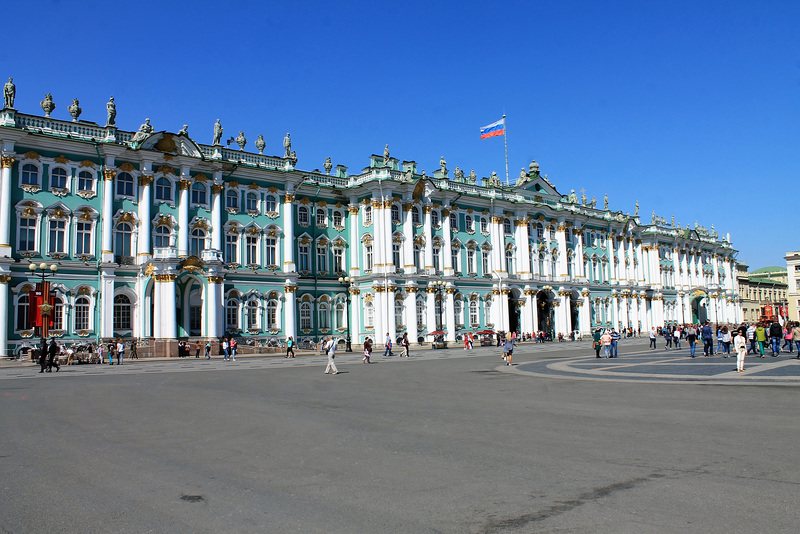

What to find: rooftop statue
left=106, top=97, right=116, bottom=126
left=453, top=166, right=464, bottom=182
left=589, top=196, right=597, bottom=209
left=68, top=98, right=82, bottom=122
left=255, top=134, right=266, bottom=154
left=40, top=93, right=55, bottom=118
left=580, top=189, right=587, bottom=206
left=236, top=131, right=247, bottom=151
left=440, top=156, right=447, bottom=175
left=283, top=133, right=292, bottom=158
left=130, top=118, right=153, bottom=146
left=4, top=77, right=15, bottom=108
left=404, top=167, right=414, bottom=182
left=567, top=189, right=578, bottom=203
left=603, top=194, right=609, bottom=210
left=324, top=156, right=332, bottom=174
left=634, top=200, right=639, bottom=216
left=383, top=144, right=390, bottom=166
left=652, top=210, right=656, bottom=223
left=212, top=119, right=223, bottom=146
left=178, top=124, right=188, bottom=136
left=467, top=169, right=477, bottom=184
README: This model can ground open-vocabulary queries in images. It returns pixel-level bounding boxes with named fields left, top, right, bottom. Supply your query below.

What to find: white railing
left=16, top=114, right=111, bottom=141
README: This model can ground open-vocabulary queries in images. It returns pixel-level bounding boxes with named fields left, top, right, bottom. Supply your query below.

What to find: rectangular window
left=467, top=249, right=476, bottom=275
left=246, top=236, right=258, bottom=265
left=75, top=221, right=92, bottom=255
left=432, top=247, right=440, bottom=271
left=225, top=234, right=238, bottom=263
left=316, top=246, right=327, bottom=272
left=334, top=248, right=344, bottom=273
left=365, top=245, right=373, bottom=271
left=19, top=216, right=37, bottom=251
left=393, top=244, right=401, bottom=270
left=316, top=208, right=327, bottom=227
left=481, top=250, right=490, bottom=275
left=265, top=237, right=277, bottom=266
left=49, top=219, right=66, bottom=254
left=451, top=248, right=459, bottom=271
left=298, top=245, right=310, bottom=271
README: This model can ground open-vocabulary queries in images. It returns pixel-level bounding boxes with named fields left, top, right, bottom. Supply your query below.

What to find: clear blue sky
left=3, top=0, right=797, bottom=269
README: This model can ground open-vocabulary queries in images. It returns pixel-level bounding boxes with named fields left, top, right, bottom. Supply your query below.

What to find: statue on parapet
left=68, top=98, right=82, bottom=121
left=178, top=124, right=188, bottom=136
left=40, top=93, right=55, bottom=118
left=567, top=189, right=578, bottom=203
left=130, top=118, right=153, bottom=146
left=467, top=169, right=477, bottom=184
left=440, top=156, right=447, bottom=175
left=453, top=166, right=464, bottom=182
left=106, top=97, right=116, bottom=126
left=283, top=133, right=292, bottom=158
left=589, top=196, right=597, bottom=209
left=580, top=189, right=587, bottom=206
left=212, top=119, right=223, bottom=145
left=383, top=144, right=390, bottom=166
left=604, top=194, right=609, bottom=210
left=3, top=77, right=15, bottom=109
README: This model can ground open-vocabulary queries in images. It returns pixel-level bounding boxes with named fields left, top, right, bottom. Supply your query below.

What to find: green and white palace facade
left=0, top=98, right=742, bottom=356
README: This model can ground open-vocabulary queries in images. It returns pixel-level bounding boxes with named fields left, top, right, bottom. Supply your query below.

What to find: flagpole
left=503, top=114, right=509, bottom=185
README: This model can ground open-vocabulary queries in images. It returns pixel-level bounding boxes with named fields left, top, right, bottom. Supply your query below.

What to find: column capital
left=178, top=179, right=192, bottom=191
left=103, top=169, right=117, bottom=181
left=284, top=193, right=296, bottom=203
left=1, top=155, right=15, bottom=168
left=211, top=184, right=224, bottom=195
left=0, top=274, right=12, bottom=284
left=138, top=174, right=154, bottom=186
left=207, top=275, right=224, bottom=284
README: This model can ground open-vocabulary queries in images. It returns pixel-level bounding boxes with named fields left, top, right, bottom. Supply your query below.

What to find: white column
left=580, top=292, right=591, bottom=336
left=0, top=155, right=15, bottom=256
left=612, top=294, right=620, bottom=330
left=177, top=176, right=190, bottom=257
left=556, top=221, right=568, bottom=279
left=157, top=275, right=177, bottom=338
left=576, top=228, right=585, bottom=279
left=402, top=202, right=415, bottom=274
left=555, top=295, right=567, bottom=337
left=137, top=173, right=152, bottom=261
left=712, top=255, right=720, bottom=285
left=282, top=193, right=297, bottom=273
left=423, top=206, right=434, bottom=275
left=350, top=288, right=362, bottom=344
left=607, top=233, right=616, bottom=283
left=404, top=288, right=418, bottom=344
left=522, top=290, right=534, bottom=335
left=499, top=289, right=510, bottom=332
left=531, top=293, right=539, bottom=333
left=617, top=238, right=627, bottom=284
left=0, top=274, right=9, bottom=357
left=426, top=288, right=436, bottom=334
left=620, top=295, right=630, bottom=329
left=443, top=208, right=454, bottom=276
left=516, top=216, right=531, bottom=280
left=152, top=276, right=162, bottom=338
left=491, top=215, right=505, bottom=276
left=371, top=199, right=385, bottom=273
left=284, top=283, right=297, bottom=341
left=206, top=276, right=223, bottom=338
left=635, top=242, right=645, bottom=286
left=100, top=268, right=115, bottom=338
left=445, top=288, right=456, bottom=342
left=101, top=169, right=115, bottom=262
left=211, top=180, right=223, bottom=251
left=386, top=283, right=397, bottom=344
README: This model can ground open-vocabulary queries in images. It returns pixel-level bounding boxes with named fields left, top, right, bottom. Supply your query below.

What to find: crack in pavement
left=479, top=472, right=666, bottom=533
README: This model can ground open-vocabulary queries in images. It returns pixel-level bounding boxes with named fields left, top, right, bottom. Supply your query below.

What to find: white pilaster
left=516, top=216, right=531, bottom=280
left=402, top=202, right=415, bottom=274
left=0, top=274, right=9, bottom=357
left=0, top=155, right=15, bottom=256
left=445, top=288, right=456, bottom=342
left=211, top=175, right=223, bottom=251
left=177, top=174, right=190, bottom=257
left=101, top=169, right=115, bottom=262
left=404, top=288, right=418, bottom=345
left=284, top=283, right=297, bottom=341
left=443, top=207, right=453, bottom=276
left=100, top=268, right=115, bottom=338
left=137, top=169, right=153, bottom=262
left=423, top=205, right=433, bottom=275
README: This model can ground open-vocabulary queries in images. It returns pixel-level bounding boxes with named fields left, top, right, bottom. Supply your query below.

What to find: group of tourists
left=36, top=338, right=133, bottom=373
left=592, top=327, right=621, bottom=358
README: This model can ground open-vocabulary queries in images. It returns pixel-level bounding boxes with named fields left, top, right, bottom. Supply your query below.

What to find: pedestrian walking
left=769, top=320, right=782, bottom=356
left=116, top=338, right=124, bottom=365
left=47, top=338, right=60, bottom=372
left=686, top=324, right=698, bottom=357
left=746, top=323, right=757, bottom=354
left=286, top=336, right=295, bottom=358
left=503, top=334, right=514, bottom=365
left=754, top=323, right=766, bottom=357
left=205, top=341, right=211, bottom=359
left=97, top=343, right=105, bottom=365
left=323, top=336, right=339, bottom=374
left=673, top=326, right=681, bottom=349
left=400, top=332, right=410, bottom=357
left=593, top=328, right=603, bottom=358
left=648, top=327, right=657, bottom=350
left=793, top=322, right=800, bottom=358
left=38, top=340, right=48, bottom=373
left=701, top=322, right=714, bottom=356
left=734, top=327, right=747, bottom=372
left=130, top=341, right=138, bottom=359
left=384, top=333, right=393, bottom=357
left=230, top=338, right=237, bottom=360
left=195, top=341, right=201, bottom=358
left=363, top=337, right=372, bottom=364
left=721, top=326, right=731, bottom=357
left=600, top=330, right=613, bottom=358
left=222, top=338, right=230, bottom=360
left=610, top=328, right=620, bottom=357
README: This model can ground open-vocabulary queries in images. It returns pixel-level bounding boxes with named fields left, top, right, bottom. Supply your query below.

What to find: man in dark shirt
left=769, top=320, right=783, bottom=356
left=701, top=322, right=714, bottom=356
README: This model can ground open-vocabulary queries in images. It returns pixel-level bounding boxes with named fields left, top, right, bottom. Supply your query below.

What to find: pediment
left=140, top=131, right=204, bottom=158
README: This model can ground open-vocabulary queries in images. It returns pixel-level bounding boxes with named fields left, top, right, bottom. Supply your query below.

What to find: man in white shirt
left=324, top=336, right=339, bottom=375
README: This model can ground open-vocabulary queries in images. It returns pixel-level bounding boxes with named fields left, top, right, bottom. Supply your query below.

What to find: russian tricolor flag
left=480, top=118, right=505, bottom=139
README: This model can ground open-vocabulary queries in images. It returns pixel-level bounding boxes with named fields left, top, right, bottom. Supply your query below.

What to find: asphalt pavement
left=1, top=338, right=798, bottom=533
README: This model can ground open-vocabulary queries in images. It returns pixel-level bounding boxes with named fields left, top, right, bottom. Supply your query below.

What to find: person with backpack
left=286, top=336, right=295, bottom=358
left=323, top=336, right=339, bottom=374
left=384, top=333, right=393, bottom=357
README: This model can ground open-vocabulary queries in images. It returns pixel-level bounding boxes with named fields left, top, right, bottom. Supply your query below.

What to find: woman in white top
left=734, top=327, right=747, bottom=372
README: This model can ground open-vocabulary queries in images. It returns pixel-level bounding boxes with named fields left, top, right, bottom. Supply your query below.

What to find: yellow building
left=785, top=251, right=800, bottom=322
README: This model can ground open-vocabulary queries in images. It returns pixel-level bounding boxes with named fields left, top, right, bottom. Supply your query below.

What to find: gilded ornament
left=138, top=174, right=154, bottom=186
left=211, top=184, right=224, bottom=194
left=0, top=274, right=12, bottom=284
left=1, top=155, right=15, bottom=168
left=178, top=179, right=192, bottom=190
left=103, top=169, right=117, bottom=181
left=284, top=193, right=295, bottom=203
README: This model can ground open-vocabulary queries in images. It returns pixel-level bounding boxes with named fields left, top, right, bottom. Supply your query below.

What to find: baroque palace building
left=0, top=89, right=743, bottom=356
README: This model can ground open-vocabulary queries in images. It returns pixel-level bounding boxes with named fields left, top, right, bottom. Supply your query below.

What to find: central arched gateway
left=689, top=289, right=709, bottom=324
left=536, top=290, right=555, bottom=338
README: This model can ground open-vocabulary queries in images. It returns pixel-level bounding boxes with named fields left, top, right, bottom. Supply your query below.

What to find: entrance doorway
left=536, top=290, right=554, bottom=338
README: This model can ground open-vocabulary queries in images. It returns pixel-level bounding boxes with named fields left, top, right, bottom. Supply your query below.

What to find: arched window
left=431, top=210, right=440, bottom=226
left=467, top=248, right=476, bottom=275
left=538, top=252, right=545, bottom=277
left=22, top=164, right=39, bottom=186
left=266, top=300, right=279, bottom=329
left=364, top=243, right=373, bottom=271
left=551, top=251, right=557, bottom=277
left=450, top=212, right=458, bottom=231
left=318, top=302, right=330, bottom=330
left=265, top=194, right=277, bottom=213
left=549, top=226, right=555, bottom=240
left=432, top=246, right=441, bottom=272
left=481, top=249, right=490, bottom=275
left=451, top=245, right=460, bottom=271
left=115, top=222, right=133, bottom=256
left=226, top=298, right=239, bottom=330
left=226, top=189, right=239, bottom=209
left=113, top=294, right=132, bottom=330
left=364, top=205, right=373, bottom=225
left=77, top=170, right=94, bottom=192
left=414, top=244, right=422, bottom=270
left=335, top=301, right=346, bottom=329
left=395, top=299, right=404, bottom=327
left=116, top=172, right=135, bottom=197
left=190, top=228, right=206, bottom=256
left=191, top=182, right=207, bottom=205
left=416, top=298, right=425, bottom=327
left=412, top=207, right=420, bottom=224
left=465, top=215, right=473, bottom=231
left=51, top=167, right=68, bottom=189
left=505, top=249, right=514, bottom=275
left=454, top=299, right=463, bottom=325
left=246, top=192, right=258, bottom=212
left=246, top=300, right=259, bottom=330
left=392, top=243, right=401, bottom=270
left=75, top=296, right=90, bottom=331
left=565, top=227, right=572, bottom=242
left=16, top=294, right=30, bottom=331
left=154, top=225, right=171, bottom=248
left=333, top=210, right=343, bottom=227
left=536, top=223, right=544, bottom=239
left=480, top=217, right=488, bottom=233
left=391, top=205, right=400, bottom=223
left=155, top=177, right=172, bottom=201
left=469, top=300, right=479, bottom=325
left=503, top=218, right=512, bottom=234
left=364, top=300, right=374, bottom=328
left=300, top=302, right=312, bottom=330
left=435, top=299, right=443, bottom=328
left=298, top=206, right=309, bottom=224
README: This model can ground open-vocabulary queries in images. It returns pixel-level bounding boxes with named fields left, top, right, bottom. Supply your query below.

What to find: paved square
left=1, top=340, right=798, bottom=533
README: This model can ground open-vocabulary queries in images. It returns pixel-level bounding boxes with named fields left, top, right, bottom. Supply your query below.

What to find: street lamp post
left=28, top=262, right=59, bottom=354
left=337, top=276, right=353, bottom=352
